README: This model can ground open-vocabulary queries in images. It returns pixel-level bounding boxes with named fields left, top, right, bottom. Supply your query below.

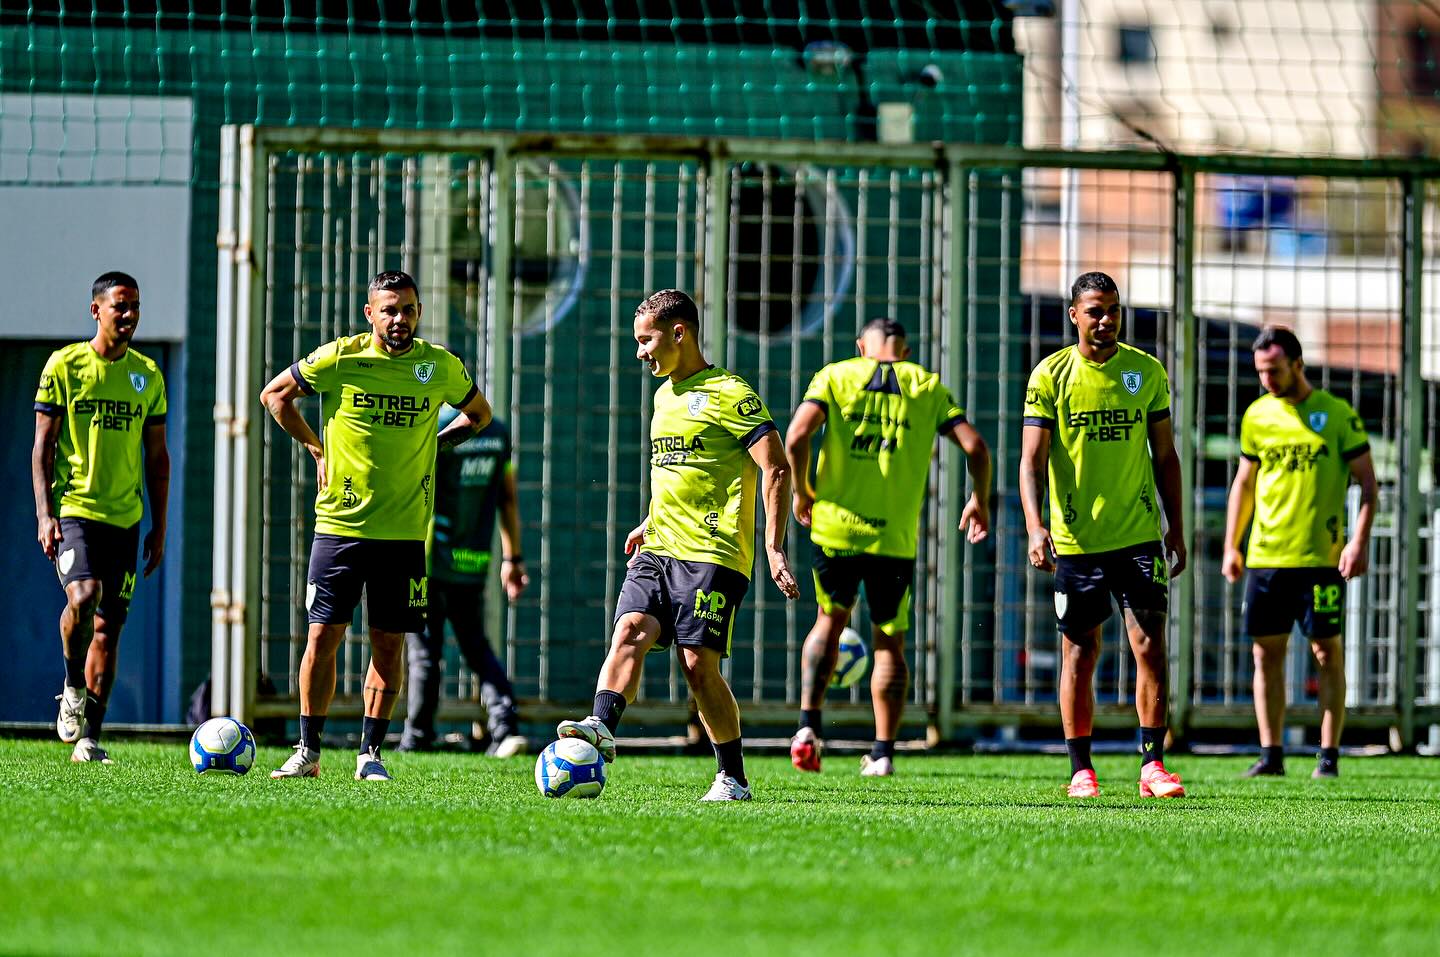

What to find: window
left=1115, top=24, right=1156, bottom=66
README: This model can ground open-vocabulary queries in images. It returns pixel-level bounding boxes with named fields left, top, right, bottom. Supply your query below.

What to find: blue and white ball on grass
left=190, top=717, right=256, bottom=775
left=830, top=627, right=870, bottom=689
left=535, top=738, right=607, bottom=798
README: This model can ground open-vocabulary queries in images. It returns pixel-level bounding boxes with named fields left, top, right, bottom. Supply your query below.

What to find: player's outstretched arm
left=1339, top=451, right=1377, bottom=580
left=946, top=421, right=992, bottom=543
left=750, top=430, right=800, bottom=599
left=784, top=400, right=825, bottom=527
left=141, top=421, right=171, bottom=576
left=1148, top=416, right=1187, bottom=576
left=439, top=388, right=494, bottom=451
left=1221, top=456, right=1257, bottom=584
left=1019, top=424, right=1055, bottom=572
left=260, top=366, right=326, bottom=488
left=31, top=410, right=63, bottom=560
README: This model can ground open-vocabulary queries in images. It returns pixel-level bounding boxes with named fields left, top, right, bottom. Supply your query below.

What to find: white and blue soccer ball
left=830, top=627, right=870, bottom=689
left=535, top=738, right=607, bottom=799
left=190, top=717, right=256, bottom=776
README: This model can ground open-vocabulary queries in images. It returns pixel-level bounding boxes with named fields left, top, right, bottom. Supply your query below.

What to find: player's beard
left=381, top=325, right=413, bottom=350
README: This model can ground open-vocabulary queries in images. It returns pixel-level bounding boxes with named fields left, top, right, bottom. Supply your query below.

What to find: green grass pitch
left=3, top=738, right=1437, bottom=956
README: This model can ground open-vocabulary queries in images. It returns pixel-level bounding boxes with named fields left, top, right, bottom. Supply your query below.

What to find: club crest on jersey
left=129, top=372, right=147, bottom=393
left=1121, top=370, right=1142, bottom=395
left=1308, top=411, right=1328, bottom=432
left=414, top=360, right=435, bottom=384
left=687, top=392, right=710, bottom=417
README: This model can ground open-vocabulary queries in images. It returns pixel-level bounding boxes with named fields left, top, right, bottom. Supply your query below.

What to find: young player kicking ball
left=557, top=289, right=800, bottom=801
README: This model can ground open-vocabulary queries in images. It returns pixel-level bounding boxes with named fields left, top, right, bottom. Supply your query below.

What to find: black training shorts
left=1243, top=567, right=1345, bottom=640
left=615, top=551, right=750, bottom=657
left=306, top=534, right=428, bottom=632
left=1052, top=541, right=1169, bottom=635
left=54, top=517, right=140, bottom=625
left=811, top=544, right=915, bottom=636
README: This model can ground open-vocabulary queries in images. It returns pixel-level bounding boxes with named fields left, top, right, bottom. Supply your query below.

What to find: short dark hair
left=860, top=317, right=906, bottom=340
left=369, top=270, right=420, bottom=299
left=1070, top=271, right=1118, bottom=304
left=637, top=288, right=699, bottom=331
left=1252, top=326, right=1303, bottom=361
left=92, top=271, right=139, bottom=300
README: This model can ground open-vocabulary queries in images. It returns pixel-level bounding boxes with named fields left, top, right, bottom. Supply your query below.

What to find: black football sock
left=63, top=657, right=86, bottom=690
left=1140, top=726, right=1166, bottom=768
left=1066, top=736, right=1094, bottom=774
left=1318, top=747, right=1340, bottom=770
left=800, top=709, right=823, bottom=733
left=593, top=690, right=627, bottom=733
left=360, top=716, right=389, bottom=754
left=713, top=737, right=747, bottom=786
left=870, top=739, right=895, bottom=761
left=299, top=714, right=326, bottom=752
left=81, top=692, right=105, bottom=741
left=1262, top=744, right=1285, bottom=768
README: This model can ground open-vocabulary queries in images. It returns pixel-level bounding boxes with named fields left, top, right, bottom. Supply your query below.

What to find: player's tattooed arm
left=260, top=365, right=327, bottom=488
left=1019, top=424, right=1055, bottom=572
left=32, top=410, right=63, bottom=560
left=784, top=401, right=826, bottom=528
left=1339, top=450, right=1378, bottom=580
left=1221, top=456, right=1258, bottom=584
left=750, top=430, right=801, bottom=599
left=1147, top=416, right=1187, bottom=576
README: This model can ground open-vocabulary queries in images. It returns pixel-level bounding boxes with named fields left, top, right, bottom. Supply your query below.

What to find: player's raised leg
left=1060, top=625, right=1102, bottom=798
left=680, top=646, right=752, bottom=801
left=1127, top=607, right=1184, bottom=798
left=557, top=611, right=660, bottom=762
left=1244, top=633, right=1290, bottom=777
left=793, top=604, right=850, bottom=772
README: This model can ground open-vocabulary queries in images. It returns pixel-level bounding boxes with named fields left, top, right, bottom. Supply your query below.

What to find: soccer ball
left=535, top=738, right=607, bottom=799
left=830, top=627, right=870, bottom=689
left=190, top=717, right=256, bottom=775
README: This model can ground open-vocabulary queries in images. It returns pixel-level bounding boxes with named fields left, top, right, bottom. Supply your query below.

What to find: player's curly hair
left=1070, top=271, right=1118, bottom=304
left=637, top=289, right=699, bottom=331
left=1252, top=326, right=1303, bottom=361
left=369, top=270, right=420, bottom=299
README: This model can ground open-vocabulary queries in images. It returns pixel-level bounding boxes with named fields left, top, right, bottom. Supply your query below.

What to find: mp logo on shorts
left=119, top=571, right=137, bottom=601
left=1121, top=370, right=1142, bottom=395
left=129, top=372, right=147, bottom=392
left=414, top=360, right=436, bottom=384
left=409, top=577, right=429, bottom=608
left=1308, top=411, right=1329, bottom=433
left=1313, top=583, right=1341, bottom=614
left=687, top=392, right=709, bottom=417
left=694, top=589, right=727, bottom=622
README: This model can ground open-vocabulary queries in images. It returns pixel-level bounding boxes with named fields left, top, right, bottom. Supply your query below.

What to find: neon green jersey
left=641, top=366, right=777, bottom=578
left=802, top=357, right=966, bottom=558
left=1240, top=390, right=1369, bottom=568
left=293, top=334, right=478, bottom=541
left=34, top=341, right=167, bottom=528
left=1023, top=343, right=1171, bottom=555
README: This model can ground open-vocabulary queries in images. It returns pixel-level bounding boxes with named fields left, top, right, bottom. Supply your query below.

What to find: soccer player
left=32, top=271, right=170, bottom=764
left=557, top=289, right=800, bottom=801
left=785, top=318, right=992, bottom=776
left=399, top=407, right=530, bottom=756
left=260, top=270, right=492, bottom=782
left=1222, top=327, right=1375, bottom=779
left=1019, top=271, right=1188, bottom=799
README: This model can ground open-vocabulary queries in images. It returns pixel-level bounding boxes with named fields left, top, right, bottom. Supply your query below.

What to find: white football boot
left=556, top=716, right=616, bottom=762
left=71, top=737, right=113, bottom=764
left=270, top=744, right=321, bottom=779
left=859, top=755, right=894, bottom=777
left=700, top=773, right=753, bottom=801
left=490, top=734, right=529, bottom=758
left=55, top=686, right=86, bottom=744
left=355, top=747, right=392, bottom=781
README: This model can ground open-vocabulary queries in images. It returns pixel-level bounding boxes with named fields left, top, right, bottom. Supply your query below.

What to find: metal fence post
left=1172, top=161, right=1199, bottom=740
left=490, top=146, right=515, bottom=416
left=211, top=125, right=240, bottom=718
left=705, top=153, right=731, bottom=354
left=1399, top=173, right=1425, bottom=749
left=938, top=160, right=970, bottom=741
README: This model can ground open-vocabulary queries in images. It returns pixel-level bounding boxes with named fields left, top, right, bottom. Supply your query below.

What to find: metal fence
left=211, top=126, right=1440, bottom=746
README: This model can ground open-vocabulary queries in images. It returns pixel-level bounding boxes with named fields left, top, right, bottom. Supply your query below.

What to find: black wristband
left=502, top=556, right=524, bottom=563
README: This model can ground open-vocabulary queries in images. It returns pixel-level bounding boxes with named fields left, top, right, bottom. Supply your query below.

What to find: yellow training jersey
left=641, top=366, right=777, bottom=578
left=34, top=341, right=167, bottom=528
